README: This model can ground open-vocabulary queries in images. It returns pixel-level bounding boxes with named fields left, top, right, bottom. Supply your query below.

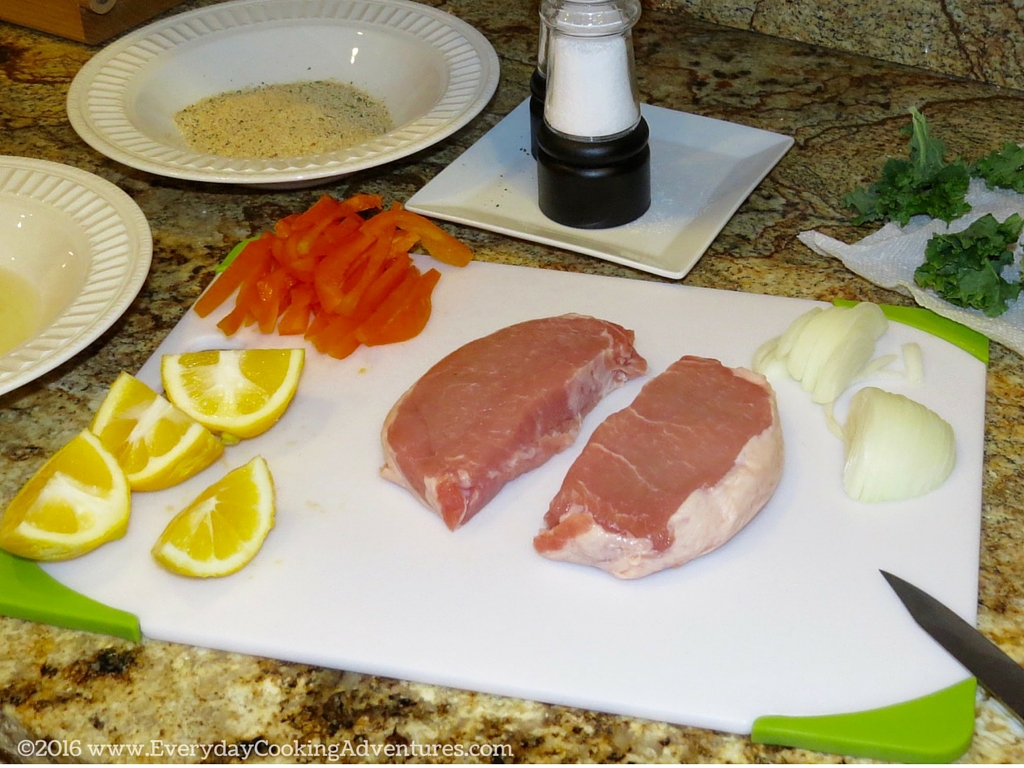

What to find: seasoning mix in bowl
left=66, top=0, right=500, bottom=188
left=174, top=79, right=394, bottom=159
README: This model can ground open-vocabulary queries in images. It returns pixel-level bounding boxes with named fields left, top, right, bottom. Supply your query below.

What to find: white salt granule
left=544, top=33, right=639, bottom=138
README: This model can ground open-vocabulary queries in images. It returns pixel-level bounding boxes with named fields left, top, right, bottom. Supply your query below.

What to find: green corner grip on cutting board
left=0, top=548, right=140, bottom=642
left=751, top=677, right=977, bottom=762
left=833, top=299, right=990, bottom=364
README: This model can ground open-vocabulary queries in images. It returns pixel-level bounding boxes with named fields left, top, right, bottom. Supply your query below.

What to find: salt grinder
left=536, top=0, right=650, bottom=229
left=528, top=0, right=553, bottom=158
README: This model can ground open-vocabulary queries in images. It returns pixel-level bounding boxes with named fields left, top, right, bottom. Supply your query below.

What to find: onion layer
left=754, top=303, right=888, bottom=404
left=842, top=387, right=956, bottom=502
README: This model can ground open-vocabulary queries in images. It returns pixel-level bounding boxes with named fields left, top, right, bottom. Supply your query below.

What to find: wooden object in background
left=0, top=0, right=185, bottom=45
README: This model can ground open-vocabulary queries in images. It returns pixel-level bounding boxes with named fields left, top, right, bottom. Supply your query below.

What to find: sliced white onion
left=822, top=400, right=844, bottom=440
left=776, top=306, right=822, bottom=360
left=842, top=387, right=956, bottom=502
left=857, top=344, right=923, bottom=385
left=756, top=302, right=889, bottom=404
left=858, top=352, right=898, bottom=380
left=902, top=342, right=924, bottom=385
left=752, top=336, right=782, bottom=375
left=810, top=317, right=879, bottom=404
left=785, top=306, right=845, bottom=384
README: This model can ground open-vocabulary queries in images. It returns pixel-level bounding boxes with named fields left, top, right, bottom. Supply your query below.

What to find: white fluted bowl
left=0, top=156, right=152, bottom=396
left=66, top=0, right=500, bottom=189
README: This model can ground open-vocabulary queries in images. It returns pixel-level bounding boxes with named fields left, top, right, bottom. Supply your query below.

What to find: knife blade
left=881, top=569, right=1024, bottom=722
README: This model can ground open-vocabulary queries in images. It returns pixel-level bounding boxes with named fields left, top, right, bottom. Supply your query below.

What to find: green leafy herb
left=914, top=213, right=1024, bottom=317
left=844, top=108, right=972, bottom=226
left=971, top=142, right=1024, bottom=194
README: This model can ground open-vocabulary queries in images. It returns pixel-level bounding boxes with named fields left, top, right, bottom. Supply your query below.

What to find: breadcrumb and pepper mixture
left=174, top=79, right=393, bottom=159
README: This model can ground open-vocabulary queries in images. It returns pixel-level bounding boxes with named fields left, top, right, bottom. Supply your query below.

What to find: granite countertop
left=3, top=0, right=1024, bottom=763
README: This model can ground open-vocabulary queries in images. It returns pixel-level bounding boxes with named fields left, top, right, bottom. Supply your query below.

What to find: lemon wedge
left=0, top=429, right=130, bottom=561
left=90, top=371, right=224, bottom=491
left=161, top=349, right=304, bottom=439
left=151, top=456, right=275, bottom=578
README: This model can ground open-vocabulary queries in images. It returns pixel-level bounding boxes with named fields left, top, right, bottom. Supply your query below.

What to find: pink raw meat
left=534, top=355, right=783, bottom=579
left=381, top=314, right=648, bottom=530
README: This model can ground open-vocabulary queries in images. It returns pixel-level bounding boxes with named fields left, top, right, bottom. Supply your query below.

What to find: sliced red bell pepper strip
left=312, top=232, right=374, bottom=313
left=349, top=251, right=412, bottom=324
left=194, top=233, right=273, bottom=318
left=196, top=194, right=468, bottom=355
left=307, top=313, right=360, bottom=359
left=361, top=207, right=472, bottom=267
left=358, top=268, right=441, bottom=346
left=288, top=194, right=345, bottom=232
left=252, top=266, right=296, bottom=334
left=277, top=284, right=316, bottom=336
left=335, top=221, right=395, bottom=317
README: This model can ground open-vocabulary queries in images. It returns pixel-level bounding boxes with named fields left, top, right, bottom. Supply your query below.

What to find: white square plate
left=406, top=98, right=793, bottom=279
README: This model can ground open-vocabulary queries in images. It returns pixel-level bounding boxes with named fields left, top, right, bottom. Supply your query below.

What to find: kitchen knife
left=881, top=570, right=1024, bottom=721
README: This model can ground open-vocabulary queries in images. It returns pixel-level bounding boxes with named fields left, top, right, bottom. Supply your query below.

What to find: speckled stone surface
left=656, top=0, right=1024, bottom=91
left=2, top=0, right=1024, bottom=763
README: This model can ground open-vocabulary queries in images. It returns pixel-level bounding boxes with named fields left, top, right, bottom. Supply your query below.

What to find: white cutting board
left=44, top=261, right=986, bottom=735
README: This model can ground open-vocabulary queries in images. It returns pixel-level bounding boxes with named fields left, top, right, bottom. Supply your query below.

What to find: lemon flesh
left=152, top=455, right=275, bottom=578
left=0, top=430, right=131, bottom=561
left=161, top=349, right=304, bottom=439
left=90, top=371, right=224, bottom=491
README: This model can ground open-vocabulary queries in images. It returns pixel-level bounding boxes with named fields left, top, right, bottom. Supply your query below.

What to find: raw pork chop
left=534, top=355, right=783, bottom=579
left=381, top=314, right=648, bottom=530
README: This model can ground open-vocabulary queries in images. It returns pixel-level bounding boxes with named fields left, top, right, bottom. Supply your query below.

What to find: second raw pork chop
left=381, top=314, right=648, bottom=530
left=534, top=356, right=784, bottom=578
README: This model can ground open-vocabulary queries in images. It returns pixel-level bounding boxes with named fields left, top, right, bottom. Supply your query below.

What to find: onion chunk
left=842, top=387, right=956, bottom=502
left=755, top=302, right=957, bottom=504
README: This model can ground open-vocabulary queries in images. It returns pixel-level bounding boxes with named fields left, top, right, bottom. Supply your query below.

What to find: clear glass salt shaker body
left=542, top=0, right=641, bottom=140
left=535, top=0, right=650, bottom=228
left=529, top=0, right=556, bottom=158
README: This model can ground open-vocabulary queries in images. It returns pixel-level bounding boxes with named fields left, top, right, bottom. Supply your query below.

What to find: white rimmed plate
left=0, top=157, right=152, bottom=397
left=406, top=98, right=794, bottom=279
left=66, top=0, right=500, bottom=189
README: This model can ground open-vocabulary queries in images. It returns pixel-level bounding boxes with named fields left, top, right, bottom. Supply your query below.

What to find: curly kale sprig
left=914, top=213, right=1024, bottom=317
left=841, top=109, right=1024, bottom=316
left=843, top=108, right=972, bottom=226
left=971, top=142, right=1024, bottom=194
